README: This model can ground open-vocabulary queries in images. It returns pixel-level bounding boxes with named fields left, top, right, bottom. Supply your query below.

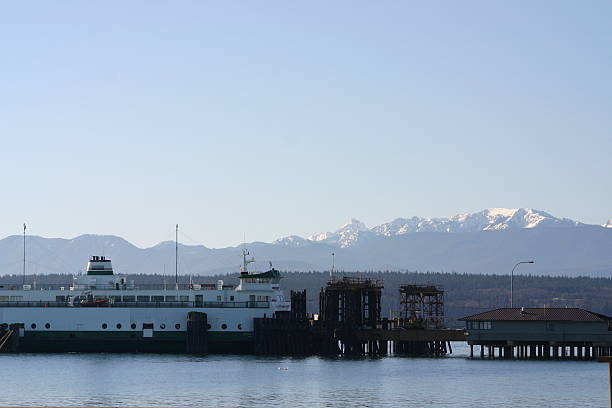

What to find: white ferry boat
left=0, top=253, right=289, bottom=353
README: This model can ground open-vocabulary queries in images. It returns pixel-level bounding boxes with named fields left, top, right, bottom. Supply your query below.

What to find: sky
left=0, top=1, right=611, bottom=248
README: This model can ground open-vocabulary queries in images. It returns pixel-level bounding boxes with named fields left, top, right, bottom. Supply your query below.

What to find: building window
left=468, top=321, right=492, bottom=330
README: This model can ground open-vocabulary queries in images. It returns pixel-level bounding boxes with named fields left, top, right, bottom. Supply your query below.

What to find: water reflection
left=0, top=346, right=607, bottom=408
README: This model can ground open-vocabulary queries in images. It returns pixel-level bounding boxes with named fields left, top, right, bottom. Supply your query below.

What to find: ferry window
left=152, top=296, right=164, bottom=302
left=237, top=324, right=242, bottom=330
left=160, top=323, right=166, bottom=330
left=0, top=296, right=9, bottom=302
left=116, top=323, right=122, bottom=329
left=165, top=296, right=176, bottom=302
left=217, top=295, right=222, bottom=301
left=249, top=295, right=256, bottom=301
left=221, top=324, right=227, bottom=330
left=179, top=296, right=189, bottom=302
left=31, top=323, right=36, bottom=329
left=122, top=296, right=135, bottom=302
left=175, top=324, right=181, bottom=330
left=102, top=323, right=108, bottom=329
left=137, top=296, right=150, bottom=302
left=110, top=296, right=121, bottom=302
left=55, top=296, right=66, bottom=302
left=230, top=296, right=235, bottom=301
left=130, top=323, right=137, bottom=329
left=45, top=323, right=50, bottom=329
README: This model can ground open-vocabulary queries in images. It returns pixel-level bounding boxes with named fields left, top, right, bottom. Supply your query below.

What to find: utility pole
left=22, top=223, right=26, bottom=286
left=175, top=224, right=179, bottom=290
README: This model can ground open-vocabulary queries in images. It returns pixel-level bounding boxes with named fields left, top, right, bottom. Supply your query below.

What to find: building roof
left=460, top=308, right=612, bottom=322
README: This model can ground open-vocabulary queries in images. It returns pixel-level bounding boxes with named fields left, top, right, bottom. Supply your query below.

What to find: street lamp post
left=511, top=261, right=534, bottom=308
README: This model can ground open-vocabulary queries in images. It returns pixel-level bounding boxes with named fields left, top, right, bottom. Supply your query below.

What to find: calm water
left=0, top=343, right=608, bottom=407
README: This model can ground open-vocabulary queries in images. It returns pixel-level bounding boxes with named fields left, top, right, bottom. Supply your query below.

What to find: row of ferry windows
left=53, top=295, right=269, bottom=302
left=55, top=295, right=193, bottom=302
left=27, top=322, right=243, bottom=330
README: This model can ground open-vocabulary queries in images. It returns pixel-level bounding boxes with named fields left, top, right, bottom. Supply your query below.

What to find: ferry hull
left=17, top=331, right=255, bottom=353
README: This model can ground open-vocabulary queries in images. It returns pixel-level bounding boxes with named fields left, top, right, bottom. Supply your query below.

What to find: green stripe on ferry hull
left=19, top=331, right=254, bottom=353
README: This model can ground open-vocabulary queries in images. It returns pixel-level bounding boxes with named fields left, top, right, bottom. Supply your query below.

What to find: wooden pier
left=254, top=280, right=466, bottom=356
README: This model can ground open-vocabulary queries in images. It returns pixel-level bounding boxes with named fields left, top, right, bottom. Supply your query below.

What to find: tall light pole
left=511, top=261, right=534, bottom=307
left=22, top=223, right=26, bottom=286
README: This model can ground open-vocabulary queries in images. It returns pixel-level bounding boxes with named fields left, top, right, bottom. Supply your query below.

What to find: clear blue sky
left=1, top=1, right=610, bottom=248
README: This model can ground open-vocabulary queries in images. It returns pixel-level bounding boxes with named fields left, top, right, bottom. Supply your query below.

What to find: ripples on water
left=0, top=343, right=607, bottom=407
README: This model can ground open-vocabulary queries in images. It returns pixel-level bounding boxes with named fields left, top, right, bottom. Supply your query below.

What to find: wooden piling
left=186, top=311, right=208, bottom=354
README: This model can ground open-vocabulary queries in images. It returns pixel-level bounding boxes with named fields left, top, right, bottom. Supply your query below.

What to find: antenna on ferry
left=175, top=224, right=179, bottom=290
left=241, top=248, right=255, bottom=275
left=22, top=223, right=26, bottom=285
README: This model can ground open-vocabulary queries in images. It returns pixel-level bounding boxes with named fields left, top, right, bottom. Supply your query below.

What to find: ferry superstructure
left=0, top=254, right=289, bottom=352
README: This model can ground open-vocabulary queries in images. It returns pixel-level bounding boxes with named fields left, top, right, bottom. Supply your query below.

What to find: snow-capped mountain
left=306, top=218, right=374, bottom=248
left=296, top=208, right=585, bottom=248
left=272, top=235, right=310, bottom=247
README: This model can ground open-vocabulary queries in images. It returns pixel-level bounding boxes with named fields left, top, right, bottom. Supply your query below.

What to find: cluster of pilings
left=319, top=277, right=387, bottom=355
left=391, top=284, right=449, bottom=356
left=253, top=278, right=464, bottom=357
left=253, top=290, right=340, bottom=355
left=319, top=277, right=383, bottom=329
left=470, top=342, right=612, bottom=360
left=393, top=339, right=450, bottom=356
left=186, top=311, right=208, bottom=354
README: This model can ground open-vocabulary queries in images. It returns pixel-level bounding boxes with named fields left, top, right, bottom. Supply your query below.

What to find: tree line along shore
left=2, top=271, right=611, bottom=327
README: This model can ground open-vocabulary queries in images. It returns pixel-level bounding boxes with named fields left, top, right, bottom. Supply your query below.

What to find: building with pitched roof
left=460, top=308, right=612, bottom=359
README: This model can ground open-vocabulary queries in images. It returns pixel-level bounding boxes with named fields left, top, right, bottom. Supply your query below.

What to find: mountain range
left=0, top=208, right=610, bottom=278
left=275, top=208, right=588, bottom=248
